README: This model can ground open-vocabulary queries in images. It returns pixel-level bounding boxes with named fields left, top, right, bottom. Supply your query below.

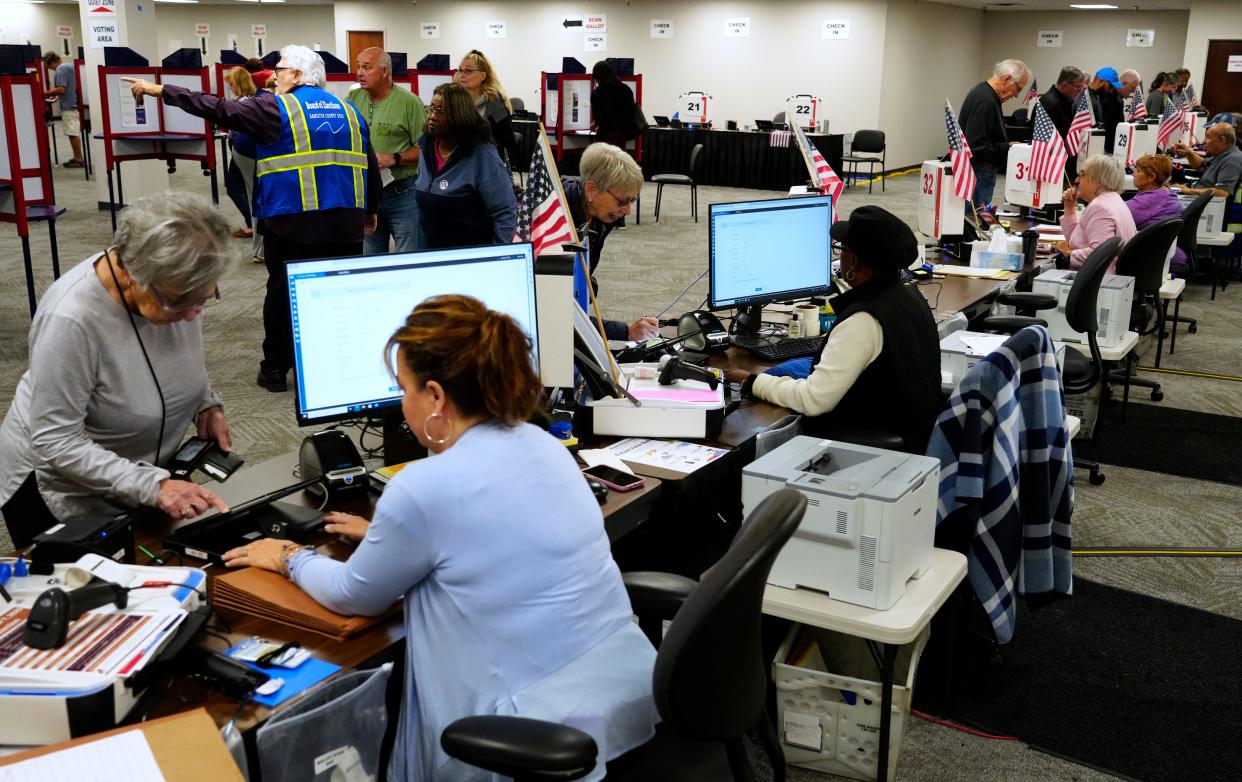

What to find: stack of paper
left=212, top=568, right=393, bottom=640
left=0, top=606, right=185, bottom=680
left=603, top=438, right=728, bottom=475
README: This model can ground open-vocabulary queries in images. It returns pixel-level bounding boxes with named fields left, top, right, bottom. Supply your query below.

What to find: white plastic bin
left=773, top=625, right=929, bottom=782
left=256, top=663, right=392, bottom=782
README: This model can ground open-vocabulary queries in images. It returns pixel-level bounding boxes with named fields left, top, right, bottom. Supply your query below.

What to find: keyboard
left=734, top=336, right=823, bottom=361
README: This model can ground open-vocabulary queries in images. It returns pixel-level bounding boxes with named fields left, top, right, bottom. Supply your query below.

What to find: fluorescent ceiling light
left=1070, top=4, right=1119, bottom=8
left=154, top=0, right=200, bottom=4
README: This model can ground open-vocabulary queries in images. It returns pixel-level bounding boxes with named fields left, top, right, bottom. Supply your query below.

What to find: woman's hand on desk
left=1054, top=240, right=1073, bottom=256
left=323, top=512, right=370, bottom=542
left=222, top=538, right=293, bottom=573
left=723, top=369, right=751, bottom=385
left=157, top=479, right=228, bottom=519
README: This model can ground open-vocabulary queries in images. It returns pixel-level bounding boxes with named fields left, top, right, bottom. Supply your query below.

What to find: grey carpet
left=5, top=132, right=1242, bottom=780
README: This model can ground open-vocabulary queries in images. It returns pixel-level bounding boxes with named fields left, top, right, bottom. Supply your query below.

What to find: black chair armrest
left=623, top=571, right=697, bottom=620
left=982, top=315, right=1048, bottom=334
left=829, top=428, right=906, bottom=451
left=996, top=292, right=1057, bottom=311
left=441, top=716, right=597, bottom=780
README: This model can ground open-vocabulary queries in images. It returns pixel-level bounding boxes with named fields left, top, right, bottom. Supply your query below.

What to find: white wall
left=1, top=3, right=79, bottom=54
left=1183, top=0, right=1242, bottom=100
left=332, top=0, right=889, bottom=141
left=879, top=0, right=985, bottom=169
left=980, top=9, right=1189, bottom=96
left=154, top=6, right=335, bottom=60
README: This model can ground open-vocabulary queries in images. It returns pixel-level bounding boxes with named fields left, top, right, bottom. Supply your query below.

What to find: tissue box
left=969, top=237, right=1023, bottom=271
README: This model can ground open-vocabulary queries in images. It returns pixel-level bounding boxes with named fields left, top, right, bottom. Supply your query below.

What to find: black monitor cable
left=104, top=248, right=167, bottom=468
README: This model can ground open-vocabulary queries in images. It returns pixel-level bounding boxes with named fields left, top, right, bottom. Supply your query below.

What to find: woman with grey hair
left=0, top=193, right=235, bottom=547
left=562, top=142, right=656, bottom=340
left=1057, top=154, right=1136, bottom=274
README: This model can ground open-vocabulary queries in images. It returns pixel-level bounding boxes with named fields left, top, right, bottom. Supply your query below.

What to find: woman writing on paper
left=222, top=295, right=658, bottom=782
left=0, top=193, right=233, bottom=547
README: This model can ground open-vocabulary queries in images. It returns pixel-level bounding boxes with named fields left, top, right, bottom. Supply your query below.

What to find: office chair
left=1109, top=218, right=1182, bottom=415
left=440, top=489, right=809, bottom=782
left=1011, top=108, right=1029, bottom=124
left=652, top=142, right=703, bottom=224
left=840, top=130, right=887, bottom=193
left=511, top=96, right=526, bottom=112
left=1171, top=190, right=1213, bottom=337
left=983, top=238, right=1122, bottom=485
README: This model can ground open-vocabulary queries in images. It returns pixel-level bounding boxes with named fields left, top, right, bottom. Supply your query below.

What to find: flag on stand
left=1065, top=89, right=1094, bottom=155
left=1127, top=90, right=1147, bottom=121
left=1022, top=80, right=1040, bottom=115
left=791, top=121, right=844, bottom=218
left=515, top=126, right=578, bottom=256
left=1029, top=102, right=1069, bottom=184
left=1155, top=100, right=1184, bottom=150
left=1184, top=83, right=1197, bottom=108
left=943, top=101, right=976, bottom=202
left=1170, top=89, right=1188, bottom=111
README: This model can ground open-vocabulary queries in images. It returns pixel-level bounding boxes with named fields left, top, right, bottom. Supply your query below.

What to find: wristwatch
left=280, top=543, right=316, bottom=578
left=393, top=151, right=403, bottom=166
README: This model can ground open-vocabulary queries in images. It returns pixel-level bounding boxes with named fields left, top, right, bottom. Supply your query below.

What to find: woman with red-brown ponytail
left=224, top=295, right=658, bottom=781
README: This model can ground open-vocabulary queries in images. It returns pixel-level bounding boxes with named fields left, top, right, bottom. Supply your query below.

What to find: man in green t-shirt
left=350, top=47, right=428, bottom=253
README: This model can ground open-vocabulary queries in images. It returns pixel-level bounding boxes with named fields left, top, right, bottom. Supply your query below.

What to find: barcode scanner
left=24, top=581, right=128, bottom=650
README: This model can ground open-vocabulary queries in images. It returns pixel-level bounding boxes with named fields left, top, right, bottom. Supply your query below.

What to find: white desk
left=1200, top=231, right=1237, bottom=301
left=763, top=549, right=967, bottom=782
left=1158, top=278, right=1188, bottom=360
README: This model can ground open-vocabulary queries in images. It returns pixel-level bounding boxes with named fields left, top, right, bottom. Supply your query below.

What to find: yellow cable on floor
left=1136, top=366, right=1242, bottom=382
left=851, top=166, right=919, bottom=188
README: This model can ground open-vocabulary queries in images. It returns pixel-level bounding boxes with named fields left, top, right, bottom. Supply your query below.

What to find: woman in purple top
left=1127, top=154, right=1188, bottom=275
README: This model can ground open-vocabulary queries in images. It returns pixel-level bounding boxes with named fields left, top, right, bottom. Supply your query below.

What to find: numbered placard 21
left=676, top=91, right=712, bottom=125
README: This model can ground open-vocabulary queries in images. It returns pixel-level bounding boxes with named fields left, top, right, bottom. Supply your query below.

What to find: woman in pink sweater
left=1056, top=154, right=1136, bottom=273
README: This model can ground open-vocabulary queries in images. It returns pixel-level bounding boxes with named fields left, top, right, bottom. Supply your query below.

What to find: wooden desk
left=763, top=549, right=967, bottom=782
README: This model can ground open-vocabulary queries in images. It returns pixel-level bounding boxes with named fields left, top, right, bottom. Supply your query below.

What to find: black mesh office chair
left=440, top=489, right=809, bottom=782
left=983, top=237, right=1122, bottom=485
left=1011, top=108, right=1029, bottom=124
left=652, top=143, right=703, bottom=224
left=1108, top=218, right=1182, bottom=415
left=1169, top=190, right=1213, bottom=339
left=841, top=130, right=886, bottom=193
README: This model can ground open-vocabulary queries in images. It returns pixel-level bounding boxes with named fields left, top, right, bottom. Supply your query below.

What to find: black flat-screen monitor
left=286, top=243, right=538, bottom=426
left=707, top=195, right=834, bottom=334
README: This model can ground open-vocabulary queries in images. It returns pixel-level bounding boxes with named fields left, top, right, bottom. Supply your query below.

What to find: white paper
left=603, top=438, right=728, bottom=475
left=650, top=19, right=674, bottom=39
left=119, top=92, right=153, bottom=129
left=821, top=19, right=849, bottom=40
left=1036, top=30, right=1062, bottom=48
left=724, top=18, right=751, bottom=38
left=1126, top=28, right=1154, bottom=48
left=577, top=450, right=635, bottom=475
left=1228, top=55, right=1242, bottom=73
left=585, top=15, right=607, bottom=33
left=931, top=264, right=1008, bottom=278
left=959, top=335, right=1007, bottom=356
left=783, top=710, right=823, bottom=751
left=584, top=33, right=607, bottom=52
left=485, top=21, right=507, bottom=39
left=0, top=730, right=165, bottom=781
left=421, top=23, right=441, bottom=39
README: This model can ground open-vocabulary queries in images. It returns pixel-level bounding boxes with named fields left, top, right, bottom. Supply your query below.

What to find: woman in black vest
left=725, top=206, right=942, bottom=452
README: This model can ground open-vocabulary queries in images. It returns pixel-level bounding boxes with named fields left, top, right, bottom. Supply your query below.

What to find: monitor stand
left=732, top=303, right=765, bottom=337
left=381, top=410, right=428, bottom=466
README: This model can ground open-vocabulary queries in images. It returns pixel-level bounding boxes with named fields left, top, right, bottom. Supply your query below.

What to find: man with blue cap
left=1091, top=67, right=1140, bottom=154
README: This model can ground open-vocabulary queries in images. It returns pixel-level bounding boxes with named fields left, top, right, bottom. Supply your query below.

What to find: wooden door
left=347, top=31, right=385, bottom=72
left=1202, top=40, right=1242, bottom=117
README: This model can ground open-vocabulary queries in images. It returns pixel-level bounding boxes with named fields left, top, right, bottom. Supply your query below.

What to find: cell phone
left=582, top=464, right=645, bottom=493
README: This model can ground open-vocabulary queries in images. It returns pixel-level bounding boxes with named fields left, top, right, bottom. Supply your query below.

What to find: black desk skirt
left=640, top=128, right=844, bottom=191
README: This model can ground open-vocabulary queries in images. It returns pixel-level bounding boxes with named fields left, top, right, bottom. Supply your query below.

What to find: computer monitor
left=286, top=243, right=539, bottom=427
left=707, top=194, right=834, bottom=334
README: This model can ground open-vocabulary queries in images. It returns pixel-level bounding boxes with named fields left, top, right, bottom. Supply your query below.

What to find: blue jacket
left=414, top=133, right=517, bottom=249
left=228, top=89, right=268, bottom=159
left=926, top=325, right=1074, bottom=644
left=254, top=86, right=369, bottom=220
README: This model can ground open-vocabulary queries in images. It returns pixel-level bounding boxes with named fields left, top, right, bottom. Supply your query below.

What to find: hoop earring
left=843, top=269, right=857, bottom=283
left=423, top=411, right=453, bottom=446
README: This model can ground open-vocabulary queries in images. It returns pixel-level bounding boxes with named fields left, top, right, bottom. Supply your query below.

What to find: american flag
left=515, top=127, right=578, bottom=256
left=1022, top=79, right=1040, bottom=116
left=1065, top=89, right=1093, bottom=155
left=1127, top=90, right=1147, bottom=121
left=943, top=101, right=975, bottom=202
left=1156, top=100, right=1184, bottom=150
left=1184, top=83, right=1197, bottom=108
left=1029, top=102, right=1069, bottom=184
left=1170, top=88, right=1188, bottom=111
left=791, top=122, right=843, bottom=218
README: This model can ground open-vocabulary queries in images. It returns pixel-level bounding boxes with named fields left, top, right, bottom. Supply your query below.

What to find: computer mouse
left=587, top=478, right=609, bottom=504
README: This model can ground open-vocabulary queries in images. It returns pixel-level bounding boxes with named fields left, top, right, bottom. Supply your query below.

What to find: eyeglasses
left=149, top=284, right=221, bottom=313
left=273, top=66, right=292, bottom=74
left=608, top=190, right=638, bottom=208
left=456, top=67, right=481, bottom=75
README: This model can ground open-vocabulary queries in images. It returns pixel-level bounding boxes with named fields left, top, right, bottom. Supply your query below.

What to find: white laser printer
left=1031, top=269, right=1134, bottom=349
left=743, top=437, right=938, bottom=610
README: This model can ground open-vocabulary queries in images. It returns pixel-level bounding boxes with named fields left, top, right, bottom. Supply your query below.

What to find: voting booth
left=784, top=94, right=822, bottom=131
left=1112, top=122, right=1156, bottom=169
left=0, top=52, right=67, bottom=317
left=1004, top=143, right=1059, bottom=208
left=316, top=51, right=356, bottom=101
left=96, top=47, right=219, bottom=231
left=409, top=53, right=454, bottom=99
left=541, top=58, right=643, bottom=161
left=917, top=160, right=964, bottom=238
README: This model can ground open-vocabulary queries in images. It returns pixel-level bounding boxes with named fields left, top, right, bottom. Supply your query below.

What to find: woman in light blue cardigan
left=224, top=295, right=658, bottom=781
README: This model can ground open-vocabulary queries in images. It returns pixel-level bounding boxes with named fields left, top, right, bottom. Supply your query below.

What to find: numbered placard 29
left=784, top=95, right=821, bottom=130
left=676, top=91, right=711, bottom=125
